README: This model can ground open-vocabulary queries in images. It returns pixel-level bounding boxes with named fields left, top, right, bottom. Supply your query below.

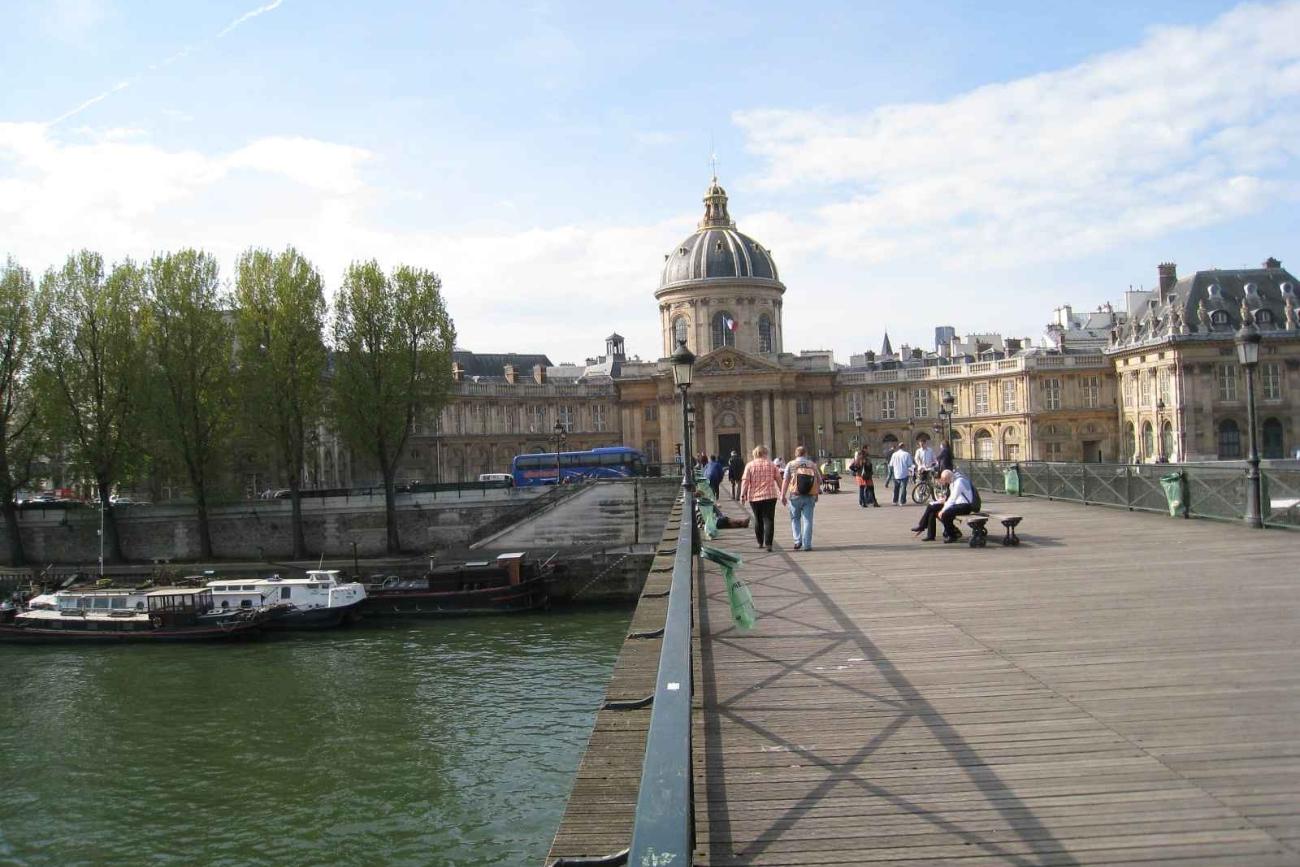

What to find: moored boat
left=0, top=586, right=275, bottom=642
left=207, top=570, right=366, bottom=629
left=362, top=552, right=549, bottom=617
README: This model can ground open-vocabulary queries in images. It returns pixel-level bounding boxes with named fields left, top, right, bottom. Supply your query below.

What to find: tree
left=35, top=251, right=149, bottom=564
left=234, top=247, right=327, bottom=559
left=0, top=259, right=44, bottom=566
left=332, top=261, right=455, bottom=554
left=145, top=249, right=235, bottom=559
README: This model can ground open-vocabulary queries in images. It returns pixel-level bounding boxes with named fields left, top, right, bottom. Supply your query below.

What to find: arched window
left=1124, top=422, right=1136, bottom=462
left=672, top=316, right=688, bottom=346
left=758, top=314, right=773, bottom=353
left=1262, top=418, right=1284, bottom=459
left=1141, top=421, right=1154, bottom=461
left=1161, top=421, right=1175, bottom=462
left=975, top=429, right=994, bottom=460
left=711, top=312, right=736, bottom=350
left=1218, top=419, right=1242, bottom=459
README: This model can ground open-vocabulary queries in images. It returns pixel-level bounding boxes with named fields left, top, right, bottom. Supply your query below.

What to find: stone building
left=1106, top=259, right=1300, bottom=462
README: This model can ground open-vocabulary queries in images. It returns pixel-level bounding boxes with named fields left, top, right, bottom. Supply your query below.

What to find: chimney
left=451, top=361, right=464, bottom=382
left=532, top=364, right=547, bottom=384
left=1264, top=257, right=1281, bottom=270
left=503, top=364, right=517, bottom=384
left=1158, top=262, right=1177, bottom=301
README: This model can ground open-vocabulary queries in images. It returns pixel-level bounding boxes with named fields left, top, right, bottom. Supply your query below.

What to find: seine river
left=0, top=608, right=631, bottom=866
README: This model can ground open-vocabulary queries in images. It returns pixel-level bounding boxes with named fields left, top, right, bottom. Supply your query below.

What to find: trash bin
left=1004, top=465, right=1021, bottom=496
left=1160, top=472, right=1186, bottom=517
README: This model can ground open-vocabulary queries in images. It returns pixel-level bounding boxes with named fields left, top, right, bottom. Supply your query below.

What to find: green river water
left=0, top=608, right=631, bottom=867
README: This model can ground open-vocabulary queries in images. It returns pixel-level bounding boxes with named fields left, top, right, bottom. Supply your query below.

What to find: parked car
left=478, top=473, right=514, bottom=487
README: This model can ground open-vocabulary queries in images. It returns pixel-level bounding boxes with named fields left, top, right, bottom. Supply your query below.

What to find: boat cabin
left=207, top=571, right=364, bottom=613
left=146, top=588, right=215, bottom=627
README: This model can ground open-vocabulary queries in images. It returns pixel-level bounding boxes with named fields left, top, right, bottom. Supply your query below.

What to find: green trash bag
left=701, top=545, right=756, bottom=631
left=1004, top=465, right=1021, bottom=496
left=1160, top=472, right=1186, bottom=518
left=699, top=500, right=719, bottom=539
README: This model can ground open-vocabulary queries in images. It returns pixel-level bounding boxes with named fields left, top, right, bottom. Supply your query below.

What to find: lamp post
left=1155, top=400, right=1166, bottom=463
left=670, top=339, right=696, bottom=492
left=1235, top=324, right=1263, bottom=528
left=853, top=413, right=863, bottom=451
left=816, top=424, right=825, bottom=459
left=550, top=420, right=567, bottom=485
left=941, top=391, right=955, bottom=450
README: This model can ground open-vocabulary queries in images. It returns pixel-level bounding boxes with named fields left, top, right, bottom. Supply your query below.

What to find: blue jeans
left=892, top=477, right=909, bottom=504
left=788, top=495, right=816, bottom=549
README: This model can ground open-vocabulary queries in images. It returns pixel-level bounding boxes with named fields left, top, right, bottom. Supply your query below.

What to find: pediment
left=693, top=348, right=783, bottom=376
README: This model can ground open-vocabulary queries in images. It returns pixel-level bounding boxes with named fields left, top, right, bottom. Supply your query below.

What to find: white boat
left=0, top=586, right=272, bottom=642
left=207, top=570, right=366, bottom=629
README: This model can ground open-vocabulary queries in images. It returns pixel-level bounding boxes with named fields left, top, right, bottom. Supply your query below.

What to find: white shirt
left=914, top=446, right=935, bottom=468
left=942, top=474, right=974, bottom=511
left=888, top=448, right=913, bottom=478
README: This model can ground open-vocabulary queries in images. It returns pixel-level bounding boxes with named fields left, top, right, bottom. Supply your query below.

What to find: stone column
left=761, top=395, right=774, bottom=455
left=703, top=398, right=716, bottom=458
left=743, top=395, right=756, bottom=456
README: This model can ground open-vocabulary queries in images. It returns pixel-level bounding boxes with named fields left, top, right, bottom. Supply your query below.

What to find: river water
left=0, top=608, right=631, bottom=866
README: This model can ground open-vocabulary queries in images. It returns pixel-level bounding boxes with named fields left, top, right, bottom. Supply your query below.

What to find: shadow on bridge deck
left=695, top=491, right=1300, bottom=866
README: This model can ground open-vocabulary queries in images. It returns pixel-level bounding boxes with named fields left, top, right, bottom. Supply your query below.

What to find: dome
left=658, top=178, right=781, bottom=289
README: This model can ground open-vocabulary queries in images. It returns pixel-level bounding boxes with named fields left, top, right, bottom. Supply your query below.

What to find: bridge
left=548, top=486, right=1300, bottom=866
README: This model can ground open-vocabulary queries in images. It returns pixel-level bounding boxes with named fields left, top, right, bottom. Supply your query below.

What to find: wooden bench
left=965, top=512, right=1023, bottom=548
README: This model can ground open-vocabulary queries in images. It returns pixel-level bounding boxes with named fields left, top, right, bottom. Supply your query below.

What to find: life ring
left=150, top=615, right=162, bottom=628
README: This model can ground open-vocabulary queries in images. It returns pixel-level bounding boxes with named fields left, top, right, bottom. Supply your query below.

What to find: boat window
left=241, top=600, right=252, bottom=609
left=281, top=587, right=291, bottom=600
left=59, top=597, right=82, bottom=610
left=135, top=602, right=145, bottom=610
left=111, top=597, right=127, bottom=609
left=221, top=601, right=230, bottom=609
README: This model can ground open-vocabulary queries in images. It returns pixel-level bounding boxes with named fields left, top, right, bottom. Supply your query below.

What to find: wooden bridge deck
left=694, top=491, right=1300, bottom=865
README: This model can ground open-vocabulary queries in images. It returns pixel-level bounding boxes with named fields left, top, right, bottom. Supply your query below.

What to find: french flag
left=723, top=315, right=738, bottom=332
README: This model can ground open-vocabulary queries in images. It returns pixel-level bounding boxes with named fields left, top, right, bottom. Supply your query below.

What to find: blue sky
left=2, top=0, right=1298, bottom=363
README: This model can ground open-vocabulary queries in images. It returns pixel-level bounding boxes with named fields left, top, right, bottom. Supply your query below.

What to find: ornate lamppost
left=670, top=339, right=696, bottom=492
left=1235, top=323, right=1263, bottom=528
left=816, top=424, right=825, bottom=459
left=1155, top=400, right=1167, bottom=463
left=550, top=420, right=567, bottom=485
left=853, top=413, right=863, bottom=450
left=941, top=391, right=956, bottom=451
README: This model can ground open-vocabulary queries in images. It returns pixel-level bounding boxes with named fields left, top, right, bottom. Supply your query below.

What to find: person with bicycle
left=909, top=437, right=938, bottom=504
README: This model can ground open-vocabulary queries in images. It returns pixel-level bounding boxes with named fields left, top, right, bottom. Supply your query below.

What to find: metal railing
left=956, top=459, right=1300, bottom=529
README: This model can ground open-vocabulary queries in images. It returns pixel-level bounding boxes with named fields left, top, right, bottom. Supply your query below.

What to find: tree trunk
left=382, top=462, right=400, bottom=554
left=289, top=476, right=306, bottom=559
left=98, top=477, right=124, bottom=564
left=1, top=498, right=24, bottom=567
left=195, top=487, right=214, bottom=560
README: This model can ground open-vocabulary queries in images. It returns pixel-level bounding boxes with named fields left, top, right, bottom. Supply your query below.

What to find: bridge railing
left=957, top=459, right=1300, bottom=528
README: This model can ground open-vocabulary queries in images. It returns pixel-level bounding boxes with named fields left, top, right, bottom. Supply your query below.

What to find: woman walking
left=852, top=446, right=879, bottom=507
left=740, top=444, right=782, bottom=551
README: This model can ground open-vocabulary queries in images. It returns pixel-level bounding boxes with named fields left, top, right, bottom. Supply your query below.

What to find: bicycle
left=911, top=468, right=942, bottom=504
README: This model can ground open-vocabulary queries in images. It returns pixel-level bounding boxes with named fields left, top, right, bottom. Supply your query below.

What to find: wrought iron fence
left=955, top=460, right=1299, bottom=529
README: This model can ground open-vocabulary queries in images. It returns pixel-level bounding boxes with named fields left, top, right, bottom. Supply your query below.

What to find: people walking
left=726, top=450, right=744, bottom=500
left=888, top=443, right=914, bottom=505
left=852, top=446, right=878, bottom=507
left=740, top=445, right=782, bottom=551
left=781, top=446, right=823, bottom=551
left=704, top=454, right=725, bottom=500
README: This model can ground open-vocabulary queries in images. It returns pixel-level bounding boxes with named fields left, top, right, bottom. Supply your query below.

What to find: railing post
left=1125, top=464, right=1133, bottom=511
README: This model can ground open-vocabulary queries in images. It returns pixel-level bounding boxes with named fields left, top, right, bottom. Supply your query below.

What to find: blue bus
left=511, top=446, right=646, bottom=487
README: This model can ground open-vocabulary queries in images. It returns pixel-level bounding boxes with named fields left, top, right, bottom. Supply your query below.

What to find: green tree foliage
left=234, top=247, right=327, bottom=559
left=333, top=261, right=455, bottom=554
left=145, top=249, right=235, bottom=559
left=0, top=259, right=44, bottom=566
left=34, top=251, right=149, bottom=564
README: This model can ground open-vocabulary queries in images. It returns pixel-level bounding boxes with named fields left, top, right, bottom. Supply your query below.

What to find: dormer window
left=1255, top=309, right=1275, bottom=326
left=1211, top=310, right=1229, bottom=326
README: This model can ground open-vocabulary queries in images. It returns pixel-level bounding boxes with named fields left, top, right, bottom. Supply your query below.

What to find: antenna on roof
left=710, top=135, right=718, bottom=180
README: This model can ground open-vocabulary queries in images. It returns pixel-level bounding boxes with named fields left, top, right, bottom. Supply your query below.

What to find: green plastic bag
left=1160, top=472, right=1186, bottom=518
left=699, top=500, right=718, bottom=539
left=701, top=546, right=756, bottom=631
left=1004, top=465, right=1021, bottom=496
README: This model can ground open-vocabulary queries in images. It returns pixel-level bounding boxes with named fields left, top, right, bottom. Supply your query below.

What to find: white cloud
left=735, top=1, right=1300, bottom=269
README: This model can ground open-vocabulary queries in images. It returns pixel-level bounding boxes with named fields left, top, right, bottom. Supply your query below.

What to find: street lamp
left=670, top=339, right=696, bottom=492
left=1235, top=323, right=1263, bottom=528
left=816, top=424, right=825, bottom=459
left=853, top=413, right=863, bottom=450
left=1156, top=399, right=1167, bottom=463
left=940, top=391, right=955, bottom=448
left=550, top=420, right=567, bottom=485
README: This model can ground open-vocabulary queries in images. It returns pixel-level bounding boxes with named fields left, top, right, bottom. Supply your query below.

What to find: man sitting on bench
left=911, top=469, right=976, bottom=542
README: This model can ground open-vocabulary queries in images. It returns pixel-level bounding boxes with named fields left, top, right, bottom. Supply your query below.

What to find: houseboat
left=206, top=570, right=366, bottom=629
left=362, top=552, right=549, bottom=617
left=0, top=586, right=273, bottom=642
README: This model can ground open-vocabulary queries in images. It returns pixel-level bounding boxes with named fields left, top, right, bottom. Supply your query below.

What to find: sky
left=2, top=0, right=1298, bottom=364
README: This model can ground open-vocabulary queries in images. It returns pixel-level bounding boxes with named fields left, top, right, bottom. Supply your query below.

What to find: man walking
left=781, top=446, right=823, bottom=551
left=888, top=443, right=913, bottom=505
left=704, top=454, right=725, bottom=500
left=726, top=450, right=744, bottom=500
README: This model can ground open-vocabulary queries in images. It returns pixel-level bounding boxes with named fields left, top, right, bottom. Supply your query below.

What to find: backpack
left=792, top=464, right=816, bottom=496
left=969, top=481, right=982, bottom=513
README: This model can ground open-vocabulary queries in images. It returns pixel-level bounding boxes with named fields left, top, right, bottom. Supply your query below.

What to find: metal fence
left=956, top=460, right=1300, bottom=529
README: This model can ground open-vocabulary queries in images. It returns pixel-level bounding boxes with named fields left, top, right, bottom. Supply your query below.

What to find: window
left=1157, top=368, right=1172, bottom=406
left=1211, top=310, right=1229, bottom=326
left=845, top=392, right=863, bottom=419
left=1262, top=363, right=1281, bottom=401
left=974, top=382, right=989, bottom=414
left=1044, top=441, right=1064, bottom=460
left=758, top=314, right=773, bottom=353
left=672, top=316, right=688, bottom=346
left=532, top=405, right=547, bottom=432
left=1262, top=418, right=1284, bottom=459
left=592, top=405, right=607, bottom=432
left=1001, top=380, right=1017, bottom=413
left=1082, top=375, right=1100, bottom=409
left=1043, top=378, right=1061, bottom=411
left=557, top=405, right=574, bottom=431
left=1141, top=421, right=1154, bottom=460
left=1124, top=422, right=1135, bottom=461
left=1217, top=365, right=1239, bottom=401
left=795, top=397, right=811, bottom=415
left=710, top=312, right=736, bottom=350
left=644, top=439, right=660, bottom=462
left=913, top=389, right=929, bottom=418
left=880, top=390, right=897, bottom=420
left=1161, top=421, right=1175, bottom=461
left=1141, top=370, right=1154, bottom=407
left=644, top=404, right=658, bottom=422
left=1123, top=373, right=1135, bottom=406
left=1217, top=419, right=1241, bottom=459
left=975, top=430, right=994, bottom=460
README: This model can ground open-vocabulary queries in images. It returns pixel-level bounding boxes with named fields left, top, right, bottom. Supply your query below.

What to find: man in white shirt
left=914, top=439, right=935, bottom=473
left=912, top=468, right=976, bottom=541
left=887, top=445, right=913, bottom=505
